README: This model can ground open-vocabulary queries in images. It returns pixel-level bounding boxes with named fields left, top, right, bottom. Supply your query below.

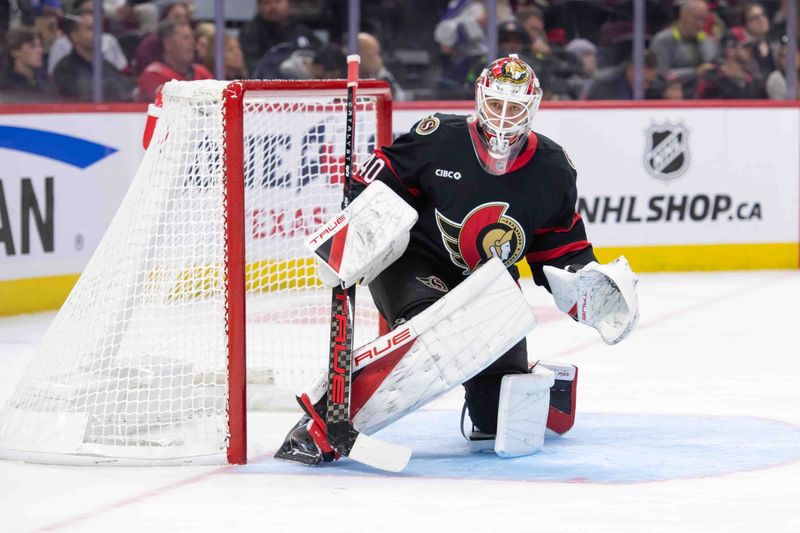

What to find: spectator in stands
left=220, top=35, right=247, bottom=80
left=649, top=0, right=718, bottom=97
left=33, top=3, right=61, bottom=64
left=196, top=28, right=247, bottom=80
left=53, top=11, right=132, bottom=101
left=3, top=26, right=50, bottom=93
left=103, top=0, right=141, bottom=37
left=102, top=1, right=159, bottom=67
left=134, top=1, right=190, bottom=75
left=765, top=35, right=799, bottom=99
left=495, top=20, right=532, bottom=57
left=660, top=78, right=685, bottom=100
left=434, top=0, right=486, bottom=99
left=307, top=45, right=346, bottom=79
left=742, top=2, right=778, bottom=81
left=697, top=28, right=765, bottom=98
left=564, top=38, right=598, bottom=100
left=588, top=50, right=659, bottom=100
left=463, top=21, right=554, bottom=99
left=239, top=0, right=320, bottom=75
left=358, top=32, right=406, bottom=100
left=194, top=21, right=214, bottom=66
left=461, top=19, right=576, bottom=100
left=517, top=5, right=545, bottom=48
left=48, top=1, right=128, bottom=77
left=274, top=43, right=358, bottom=80
left=525, top=28, right=576, bottom=100
left=138, top=20, right=212, bottom=102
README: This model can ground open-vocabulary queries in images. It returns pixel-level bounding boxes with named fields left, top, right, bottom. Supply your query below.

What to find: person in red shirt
left=138, top=20, right=213, bottom=102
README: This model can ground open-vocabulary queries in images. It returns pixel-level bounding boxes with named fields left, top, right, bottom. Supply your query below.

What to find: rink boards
left=1, top=101, right=798, bottom=315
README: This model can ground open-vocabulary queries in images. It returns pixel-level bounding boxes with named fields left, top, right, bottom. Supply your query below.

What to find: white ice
left=2, top=271, right=800, bottom=532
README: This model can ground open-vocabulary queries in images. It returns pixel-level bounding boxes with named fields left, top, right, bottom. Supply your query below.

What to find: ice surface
left=2, top=271, right=800, bottom=532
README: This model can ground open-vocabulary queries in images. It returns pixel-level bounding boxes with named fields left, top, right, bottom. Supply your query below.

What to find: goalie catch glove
left=543, top=256, right=639, bottom=345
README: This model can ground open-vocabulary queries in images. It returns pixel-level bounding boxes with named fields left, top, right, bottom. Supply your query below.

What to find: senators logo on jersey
left=435, top=202, right=525, bottom=274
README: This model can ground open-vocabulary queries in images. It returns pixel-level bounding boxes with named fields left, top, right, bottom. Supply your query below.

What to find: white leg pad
left=353, top=257, right=537, bottom=434
left=494, top=365, right=555, bottom=457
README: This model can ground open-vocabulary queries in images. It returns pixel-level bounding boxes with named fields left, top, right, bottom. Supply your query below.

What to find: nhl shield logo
left=644, top=123, right=690, bottom=181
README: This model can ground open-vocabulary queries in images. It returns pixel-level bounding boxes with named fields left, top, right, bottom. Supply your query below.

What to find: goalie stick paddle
left=323, top=55, right=411, bottom=473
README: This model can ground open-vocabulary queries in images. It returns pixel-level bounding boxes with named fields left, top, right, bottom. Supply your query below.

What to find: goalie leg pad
left=351, top=257, right=537, bottom=434
left=462, top=338, right=529, bottom=434
left=494, top=365, right=555, bottom=457
left=537, top=361, right=578, bottom=435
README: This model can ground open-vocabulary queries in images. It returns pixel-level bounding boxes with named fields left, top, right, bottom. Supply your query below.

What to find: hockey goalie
left=275, top=55, right=639, bottom=466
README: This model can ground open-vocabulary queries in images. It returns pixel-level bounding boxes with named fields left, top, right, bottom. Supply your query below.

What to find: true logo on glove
left=308, top=213, right=348, bottom=247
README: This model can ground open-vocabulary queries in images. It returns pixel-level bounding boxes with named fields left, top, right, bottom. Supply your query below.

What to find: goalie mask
left=472, top=55, right=542, bottom=175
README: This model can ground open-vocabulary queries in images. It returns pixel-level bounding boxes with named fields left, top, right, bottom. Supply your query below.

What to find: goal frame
left=223, top=80, right=393, bottom=464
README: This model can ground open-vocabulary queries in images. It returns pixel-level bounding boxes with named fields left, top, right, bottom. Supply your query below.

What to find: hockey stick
left=322, top=55, right=411, bottom=473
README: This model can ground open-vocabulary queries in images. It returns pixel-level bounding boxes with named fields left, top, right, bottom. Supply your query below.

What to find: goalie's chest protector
left=381, top=113, right=578, bottom=277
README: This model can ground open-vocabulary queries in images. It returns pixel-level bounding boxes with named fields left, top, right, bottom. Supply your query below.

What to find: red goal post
left=223, top=80, right=392, bottom=464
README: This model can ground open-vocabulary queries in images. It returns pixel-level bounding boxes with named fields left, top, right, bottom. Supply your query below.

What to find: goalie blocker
left=305, top=181, right=417, bottom=288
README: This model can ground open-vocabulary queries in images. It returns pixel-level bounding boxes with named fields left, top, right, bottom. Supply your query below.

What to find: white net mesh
left=0, top=80, right=387, bottom=464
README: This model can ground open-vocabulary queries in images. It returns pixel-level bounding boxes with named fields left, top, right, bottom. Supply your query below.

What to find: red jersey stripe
left=534, top=213, right=583, bottom=236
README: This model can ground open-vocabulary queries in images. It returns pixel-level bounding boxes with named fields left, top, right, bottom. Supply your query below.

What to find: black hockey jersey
left=353, top=113, right=596, bottom=289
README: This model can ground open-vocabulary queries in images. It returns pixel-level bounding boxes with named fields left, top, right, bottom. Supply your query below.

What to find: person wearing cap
left=697, top=27, right=765, bottom=98
left=497, top=19, right=532, bottom=56
left=462, top=21, right=537, bottom=99
left=239, top=0, right=320, bottom=75
left=649, top=0, right=718, bottom=97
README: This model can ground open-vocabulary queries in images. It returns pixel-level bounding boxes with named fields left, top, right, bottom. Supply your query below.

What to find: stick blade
left=347, top=432, right=411, bottom=473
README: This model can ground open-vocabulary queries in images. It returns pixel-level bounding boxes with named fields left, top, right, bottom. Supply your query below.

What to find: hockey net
left=0, top=80, right=392, bottom=465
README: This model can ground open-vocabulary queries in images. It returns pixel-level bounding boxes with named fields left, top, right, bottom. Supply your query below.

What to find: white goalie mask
left=472, top=55, right=542, bottom=175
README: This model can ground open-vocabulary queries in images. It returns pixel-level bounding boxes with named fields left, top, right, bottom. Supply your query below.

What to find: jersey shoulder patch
left=411, top=113, right=467, bottom=138
left=415, top=115, right=440, bottom=136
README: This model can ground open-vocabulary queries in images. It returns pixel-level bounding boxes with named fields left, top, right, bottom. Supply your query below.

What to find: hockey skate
left=274, top=394, right=338, bottom=466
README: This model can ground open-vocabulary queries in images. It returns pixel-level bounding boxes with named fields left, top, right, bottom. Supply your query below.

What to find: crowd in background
left=0, top=0, right=798, bottom=103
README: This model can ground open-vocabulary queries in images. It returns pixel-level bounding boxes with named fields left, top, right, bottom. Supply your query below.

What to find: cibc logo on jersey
left=435, top=202, right=525, bottom=275
left=435, top=168, right=462, bottom=180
